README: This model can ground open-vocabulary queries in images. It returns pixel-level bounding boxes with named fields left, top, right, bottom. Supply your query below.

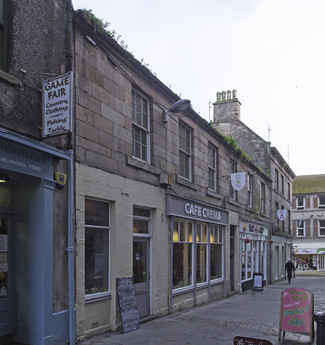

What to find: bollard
left=314, top=312, right=325, bottom=345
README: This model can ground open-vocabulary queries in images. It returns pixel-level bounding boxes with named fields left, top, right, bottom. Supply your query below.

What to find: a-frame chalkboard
left=116, top=277, right=140, bottom=334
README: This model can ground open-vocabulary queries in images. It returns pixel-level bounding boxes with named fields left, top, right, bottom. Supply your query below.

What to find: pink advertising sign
left=279, top=288, right=314, bottom=341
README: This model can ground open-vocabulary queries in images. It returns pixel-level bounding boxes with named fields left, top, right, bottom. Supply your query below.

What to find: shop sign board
left=278, top=288, right=314, bottom=342
left=166, top=194, right=228, bottom=225
left=116, top=277, right=140, bottom=334
left=233, top=336, right=272, bottom=345
left=42, top=72, right=73, bottom=137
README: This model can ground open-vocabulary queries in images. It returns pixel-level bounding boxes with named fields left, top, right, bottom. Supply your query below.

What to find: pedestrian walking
left=285, top=259, right=295, bottom=284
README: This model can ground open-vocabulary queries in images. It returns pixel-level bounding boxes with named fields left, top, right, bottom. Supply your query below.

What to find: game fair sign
left=42, top=72, right=73, bottom=137
left=278, top=288, right=314, bottom=342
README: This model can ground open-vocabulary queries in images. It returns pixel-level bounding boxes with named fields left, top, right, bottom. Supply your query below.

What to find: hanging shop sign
left=230, top=172, right=246, bottom=191
left=277, top=210, right=287, bottom=221
left=42, top=72, right=73, bottom=137
left=166, top=194, right=228, bottom=225
left=278, top=288, right=314, bottom=342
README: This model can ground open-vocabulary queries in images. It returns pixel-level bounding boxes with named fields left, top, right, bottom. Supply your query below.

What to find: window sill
left=0, top=70, right=23, bottom=88
left=228, top=198, right=239, bottom=207
left=85, top=292, right=111, bottom=303
left=127, top=156, right=160, bottom=175
left=172, top=285, right=194, bottom=296
left=176, top=175, right=197, bottom=190
left=206, top=189, right=222, bottom=200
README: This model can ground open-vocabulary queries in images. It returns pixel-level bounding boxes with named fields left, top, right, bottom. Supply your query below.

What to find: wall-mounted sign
left=42, top=72, right=73, bottom=137
left=278, top=288, right=314, bottom=342
left=166, top=194, right=228, bottom=225
left=277, top=210, right=287, bottom=221
left=231, top=172, right=246, bottom=191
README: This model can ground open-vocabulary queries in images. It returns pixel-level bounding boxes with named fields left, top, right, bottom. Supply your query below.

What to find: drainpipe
left=66, top=150, right=75, bottom=344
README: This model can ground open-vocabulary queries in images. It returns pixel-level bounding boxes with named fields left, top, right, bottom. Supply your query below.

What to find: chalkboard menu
left=117, top=277, right=140, bottom=334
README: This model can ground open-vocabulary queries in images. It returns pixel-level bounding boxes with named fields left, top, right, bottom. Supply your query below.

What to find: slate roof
left=293, top=174, right=325, bottom=194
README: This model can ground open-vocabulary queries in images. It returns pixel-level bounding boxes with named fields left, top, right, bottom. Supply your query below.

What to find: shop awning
left=293, top=242, right=325, bottom=255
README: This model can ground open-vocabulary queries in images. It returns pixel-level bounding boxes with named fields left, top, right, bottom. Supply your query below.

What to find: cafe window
left=173, top=219, right=193, bottom=290
left=210, top=225, right=223, bottom=281
left=85, top=198, right=110, bottom=297
left=196, top=223, right=207, bottom=284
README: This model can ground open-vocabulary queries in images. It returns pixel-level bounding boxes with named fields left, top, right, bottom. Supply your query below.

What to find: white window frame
left=208, top=144, right=217, bottom=192
left=230, top=160, right=237, bottom=201
left=132, top=89, right=150, bottom=163
left=275, top=169, right=279, bottom=191
left=85, top=198, right=111, bottom=301
left=209, top=224, right=224, bottom=283
left=247, top=173, right=253, bottom=208
left=172, top=219, right=194, bottom=292
left=319, top=220, right=325, bottom=237
left=179, top=121, right=192, bottom=181
left=297, top=220, right=305, bottom=237
left=319, top=196, right=325, bottom=209
left=260, top=181, right=265, bottom=213
left=297, top=196, right=305, bottom=210
left=133, top=206, right=152, bottom=238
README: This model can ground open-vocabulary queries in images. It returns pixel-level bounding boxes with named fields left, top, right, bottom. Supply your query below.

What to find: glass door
left=133, top=238, right=150, bottom=318
left=0, top=217, right=13, bottom=336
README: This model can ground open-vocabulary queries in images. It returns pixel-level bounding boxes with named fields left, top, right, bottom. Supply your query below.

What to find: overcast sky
left=72, top=0, right=325, bottom=176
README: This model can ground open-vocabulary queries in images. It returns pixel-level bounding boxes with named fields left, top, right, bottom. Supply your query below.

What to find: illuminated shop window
left=173, top=220, right=193, bottom=289
left=210, top=225, right=223, bottom=281
left=196, top=223, right=207, bottom=284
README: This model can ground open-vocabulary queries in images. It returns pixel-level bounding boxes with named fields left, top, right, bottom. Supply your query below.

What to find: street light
left=162, top=99, right=191, bottom=123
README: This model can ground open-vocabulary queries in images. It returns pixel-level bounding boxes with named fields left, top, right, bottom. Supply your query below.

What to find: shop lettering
left=184, top=203, right=222, bottom=221
left=288, top=317, right=305, bottom=327
left=284, top=306, right=307, bottom=317
left=44, top=76, right=70, bottom=101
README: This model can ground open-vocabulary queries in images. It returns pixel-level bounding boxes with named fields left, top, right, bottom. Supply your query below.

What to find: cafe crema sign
left=167, top=194, right=227, bottom=224
left=42, top=72, right=73, bottom=137
left=185, top=203, right=222, bottom=221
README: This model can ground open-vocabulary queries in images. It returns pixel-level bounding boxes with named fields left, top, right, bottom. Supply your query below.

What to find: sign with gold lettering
left=42, top=72, right=73, bottom=137
left=278, top=288, right=314, bottom=342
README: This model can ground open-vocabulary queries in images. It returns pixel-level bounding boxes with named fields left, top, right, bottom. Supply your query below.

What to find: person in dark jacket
left=285, top=259, right=295, bottom=284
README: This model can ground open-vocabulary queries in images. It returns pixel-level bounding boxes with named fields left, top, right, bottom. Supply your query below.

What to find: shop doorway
left=133, top=238, right=150, bottom=318
left=0, top=216, right=13, bottom=338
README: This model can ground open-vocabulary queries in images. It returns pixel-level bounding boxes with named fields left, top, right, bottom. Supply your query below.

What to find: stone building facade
left=0, top=1, right=284, bottom=342
left=73, top=11, right=273, bottom=339
left=212, top=90, right=295, bottom=283
left=292, top=174, right=325, bottom=271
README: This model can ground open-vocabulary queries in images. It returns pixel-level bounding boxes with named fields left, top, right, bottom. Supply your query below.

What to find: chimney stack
left=213, top=89, right=241, bottom=123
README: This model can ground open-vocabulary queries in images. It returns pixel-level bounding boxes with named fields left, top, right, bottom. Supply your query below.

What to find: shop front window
left=173, top=220, right=193, bottom=289
left=196, top=223, right=207, bottom=284
left=85, top=199, right=110, bottom=296
left=210, top=225, right=223, bottom=281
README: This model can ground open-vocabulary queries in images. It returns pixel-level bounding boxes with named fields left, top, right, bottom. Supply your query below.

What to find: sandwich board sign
left=233, top=336, right=272, bottom=345
left=278, top=288, right=314, bottom=342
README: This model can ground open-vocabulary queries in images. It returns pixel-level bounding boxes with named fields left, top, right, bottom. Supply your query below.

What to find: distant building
left=292, top=174, right=325, bottom=271
left=212, top=90, right=296, bottom=283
